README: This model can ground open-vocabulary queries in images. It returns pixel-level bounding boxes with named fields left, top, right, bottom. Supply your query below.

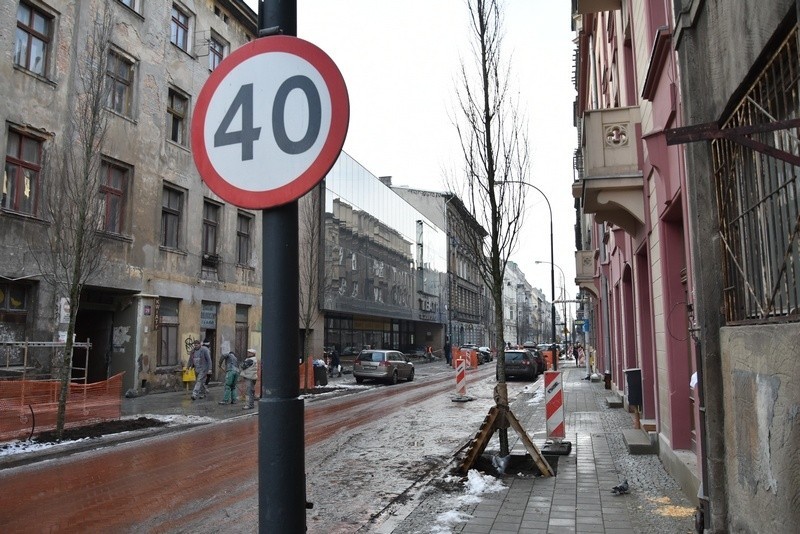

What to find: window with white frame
left=14, top=2, right=52, bottom=76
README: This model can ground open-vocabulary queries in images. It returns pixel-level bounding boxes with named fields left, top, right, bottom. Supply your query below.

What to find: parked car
left=497, top=349, right=539, bottom=381
left=353, top=350, right=415, bottom=385
left=478, top=346, right=493, bottom=362
left=531, top=349, right=546, bottom=374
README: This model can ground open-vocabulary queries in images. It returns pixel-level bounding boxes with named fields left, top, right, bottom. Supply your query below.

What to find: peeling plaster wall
left=720, top=325, right=800, bottom=532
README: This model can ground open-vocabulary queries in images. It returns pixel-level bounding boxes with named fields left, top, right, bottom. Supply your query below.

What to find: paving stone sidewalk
left=392, top=365, right=696, bottom=534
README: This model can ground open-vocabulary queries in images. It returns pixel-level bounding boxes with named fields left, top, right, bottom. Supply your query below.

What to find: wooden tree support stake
left=459, top=405, right=554, bottom=477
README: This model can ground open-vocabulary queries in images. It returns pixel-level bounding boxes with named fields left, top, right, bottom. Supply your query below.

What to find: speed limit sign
left=191, top=36, right=349, bottom=209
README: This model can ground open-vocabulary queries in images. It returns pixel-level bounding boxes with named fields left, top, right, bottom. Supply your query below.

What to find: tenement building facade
left=1, top=0, right=262, bottom=393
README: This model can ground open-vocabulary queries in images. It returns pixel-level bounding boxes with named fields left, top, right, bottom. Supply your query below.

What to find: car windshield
left=505, top=351, right=526, bottom=362
left=357, top=352, right=386, bottom=362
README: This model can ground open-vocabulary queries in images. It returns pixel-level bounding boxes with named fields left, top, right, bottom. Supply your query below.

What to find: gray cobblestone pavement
left=387, top=366, right=697, bottom=534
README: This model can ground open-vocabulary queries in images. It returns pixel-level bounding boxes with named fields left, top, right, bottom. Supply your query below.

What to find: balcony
left=574, top=0, right=621, bottom=14
left=574, top=250, right=598, bottom=297
left=573, top=106, right=644, bottom=235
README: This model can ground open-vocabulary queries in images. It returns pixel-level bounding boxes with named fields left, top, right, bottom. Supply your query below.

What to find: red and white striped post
left=544, top=371, right=565, bottom=439
left=455, top=358, right=466, bottom=396
left=543, top=370, right=572, bottom=454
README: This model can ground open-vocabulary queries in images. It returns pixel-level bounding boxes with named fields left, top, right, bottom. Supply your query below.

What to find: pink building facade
left=571, top=0, right=701, bottom=508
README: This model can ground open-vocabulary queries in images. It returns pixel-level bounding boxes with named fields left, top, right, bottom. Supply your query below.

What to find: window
left=209, top=36, right=224, bottom=71
left=158, top=297, right=180, bottom=367
left=237, top=212, right=253, bottom=264
left=202, top=200, right=220, bottom=256
left=712, top=22, right=800, bottom=323
left=167, top=88, right=188, bottom=145
left=3, top=129, right=43, bottom=215
left=15, top=2, right=51, bottom=76
left=161, top=185, right=183, bottom=248
left=170, top=5, right=190, bottom=51
left=117, top=0, right=141, bottom=13
left=106, top=50, right=134, bottom=117
left=99, top=160, right=130, bottom=234
left=0, top=283, right=27, bottom=312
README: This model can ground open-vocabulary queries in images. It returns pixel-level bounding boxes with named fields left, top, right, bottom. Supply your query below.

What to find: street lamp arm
left=498, top=180, right=557, bottom=369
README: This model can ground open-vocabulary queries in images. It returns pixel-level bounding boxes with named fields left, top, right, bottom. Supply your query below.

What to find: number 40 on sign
left=191, top=36, right=349, bottom=209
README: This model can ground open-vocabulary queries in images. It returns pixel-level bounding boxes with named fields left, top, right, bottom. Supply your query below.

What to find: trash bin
left=313, top=365, right=328, bottom=386
left=624, top=368, right=642, bottom=407
left=604, top=372, right=612, bottom=390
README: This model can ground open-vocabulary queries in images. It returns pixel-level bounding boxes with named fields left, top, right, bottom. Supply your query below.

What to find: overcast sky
left=244, top=1, right=579, bottom=313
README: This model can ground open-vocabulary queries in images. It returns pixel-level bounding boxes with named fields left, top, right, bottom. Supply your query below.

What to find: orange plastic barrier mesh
left=0, top=373, right=124, bottom=442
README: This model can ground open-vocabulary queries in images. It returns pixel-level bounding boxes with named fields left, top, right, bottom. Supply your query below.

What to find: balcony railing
left=573, top=106, right=644, bottom=234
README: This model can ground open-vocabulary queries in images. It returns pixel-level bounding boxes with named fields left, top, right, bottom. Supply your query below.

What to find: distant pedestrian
left=240, top=349, right=258, bottom=410
left=188, top=339, right=212, bottom=400
left=328, top=346, right=341, bottom=378
left=443, top=340, right=452, bottom=365
left=218, top=351, right=240, bottom=405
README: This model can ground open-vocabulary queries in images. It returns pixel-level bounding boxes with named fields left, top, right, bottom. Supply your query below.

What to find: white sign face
left=192, top=36, right=349, bottom=209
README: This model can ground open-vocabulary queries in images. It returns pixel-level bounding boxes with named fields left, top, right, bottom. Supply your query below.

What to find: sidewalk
left=393, top=365, right=697, bottom=533
left=120, top=369, right=360, bottom=420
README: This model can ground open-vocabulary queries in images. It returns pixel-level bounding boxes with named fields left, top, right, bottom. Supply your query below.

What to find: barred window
left=712, top=22, right=800, bottom=324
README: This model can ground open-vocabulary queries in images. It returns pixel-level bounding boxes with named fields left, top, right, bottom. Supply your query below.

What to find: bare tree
left=33, top=4, right=115, bottom=439
left=298, top=184, right=323, bottom=391
left=450, top=0, right=529, bottom=458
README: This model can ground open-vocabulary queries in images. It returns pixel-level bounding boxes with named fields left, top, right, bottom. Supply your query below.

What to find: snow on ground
left=429, top=470, right=506, bottom=532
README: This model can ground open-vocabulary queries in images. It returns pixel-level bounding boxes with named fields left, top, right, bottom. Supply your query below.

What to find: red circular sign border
left=191, top=36, right=349, bottom=209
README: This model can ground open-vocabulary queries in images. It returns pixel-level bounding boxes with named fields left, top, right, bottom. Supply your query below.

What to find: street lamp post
left=536, top=260, right=568, bottom=361
left=499, top=180, right=557, bottom=370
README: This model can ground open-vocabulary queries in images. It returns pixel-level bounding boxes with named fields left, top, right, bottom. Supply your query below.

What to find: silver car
left=353, top=350, right=415, bottom=385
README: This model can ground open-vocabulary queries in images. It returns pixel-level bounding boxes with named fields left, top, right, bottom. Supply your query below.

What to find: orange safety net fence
left=0, top=373, right=124, bottom=442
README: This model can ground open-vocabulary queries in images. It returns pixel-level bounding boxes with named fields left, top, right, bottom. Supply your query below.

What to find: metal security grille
left=712, top=24, right=800, bottom=324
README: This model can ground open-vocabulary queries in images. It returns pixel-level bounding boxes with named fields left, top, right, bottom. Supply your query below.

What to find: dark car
left=353, top=350, right=415, bottom=385
left=497, top=349, right=539, bottom=381
left=530, top=349, right=546, bottom=374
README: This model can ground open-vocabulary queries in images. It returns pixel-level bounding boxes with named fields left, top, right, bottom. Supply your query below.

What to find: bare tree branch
left=447, top=0, right=530, bottom=456
left=299, top=184, right=323, bottom=390
left=31, top=2, right=115, bottom=438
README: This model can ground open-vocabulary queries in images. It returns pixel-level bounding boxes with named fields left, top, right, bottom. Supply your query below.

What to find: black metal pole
left=258, top=2, right=303, bottom=533
left=549, top=215, right=557, bottom=371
